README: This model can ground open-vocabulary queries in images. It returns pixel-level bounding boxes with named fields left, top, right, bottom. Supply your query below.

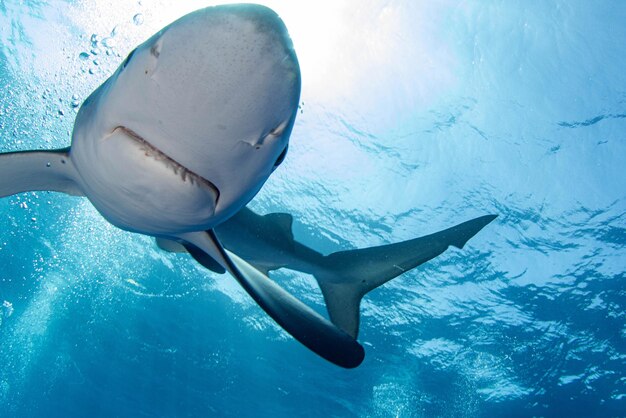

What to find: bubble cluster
left=71, top=7, right=145, bottom=117
left=70, top=95, right=80, bottom=108
left=78, top=17, right=130, bottom=77
left=1, top=300, right=13, bottom=318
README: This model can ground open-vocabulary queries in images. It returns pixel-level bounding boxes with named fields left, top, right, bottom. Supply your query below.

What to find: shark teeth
left=113, top=126, right=220, bottom=198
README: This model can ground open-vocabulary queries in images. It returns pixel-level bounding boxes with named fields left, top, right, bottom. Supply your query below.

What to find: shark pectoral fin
left=156, top=231, right=270, bottom=275
left=182, top=242, right=227, bottom=274
left=315, top=214, right=498, bottom=339
left=224, top=249, right=364, bottom=368
left=0, top=148, right=83, bottom=197
left=154, top=237, right=226, bottom=274
left=155, top=237, right=187, bottom=253
left=180, top=230, right=365, bottom=368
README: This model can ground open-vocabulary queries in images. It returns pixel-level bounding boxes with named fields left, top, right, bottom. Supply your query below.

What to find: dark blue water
left=1, top=1, right=624, bottom=417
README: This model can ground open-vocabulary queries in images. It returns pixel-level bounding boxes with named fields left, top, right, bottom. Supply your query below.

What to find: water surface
left=0, top=1, right=624, bottom=417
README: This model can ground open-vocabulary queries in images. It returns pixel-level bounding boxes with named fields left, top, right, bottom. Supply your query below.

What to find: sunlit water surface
left=0, top=1, right=624, bottom=417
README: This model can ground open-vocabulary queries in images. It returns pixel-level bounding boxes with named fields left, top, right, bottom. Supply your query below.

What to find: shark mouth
left=113, top=126, right=220, bottom=202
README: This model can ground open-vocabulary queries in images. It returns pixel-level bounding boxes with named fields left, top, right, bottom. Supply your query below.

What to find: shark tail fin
left=315, top=215, right=497, bottom=339
left=0, top=148, right=83, bottom=197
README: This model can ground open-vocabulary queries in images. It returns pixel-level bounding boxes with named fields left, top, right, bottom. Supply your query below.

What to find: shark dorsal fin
left=263, top=212, right=294, bottom=241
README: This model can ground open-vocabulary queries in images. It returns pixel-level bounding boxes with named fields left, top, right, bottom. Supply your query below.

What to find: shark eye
left=122, top=48, right=137, bottom=69
left=274, top=145, right=288, bottom=168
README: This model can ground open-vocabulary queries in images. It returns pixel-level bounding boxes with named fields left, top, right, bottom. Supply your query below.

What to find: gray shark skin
left=0, top=4, right=497, bottom=368
left=159, top=207, right=497, bottom=339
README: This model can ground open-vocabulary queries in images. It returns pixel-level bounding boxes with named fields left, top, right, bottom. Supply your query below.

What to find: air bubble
left=133, top=13, right=144, bottom=26
left=90, top=34, right=99, bottom=48
left=78, top=51, right=90, bottom=60
left=101, top=37, right=116, bottom=48
left=2, top=301, right=13, bottom=318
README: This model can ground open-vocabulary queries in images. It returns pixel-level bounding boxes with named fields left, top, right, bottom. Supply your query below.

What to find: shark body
left=0, top=4, right=496, bottom=368
left=160, top=207, right=496, bottom=339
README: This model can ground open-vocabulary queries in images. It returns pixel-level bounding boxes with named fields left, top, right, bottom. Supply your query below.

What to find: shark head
left=70, top=4, right=300, bottom=235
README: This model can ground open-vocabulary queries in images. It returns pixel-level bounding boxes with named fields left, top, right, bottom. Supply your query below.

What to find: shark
left=0, top=4, right=496, bottom=368
left=161, top=207, right=496, bottom=341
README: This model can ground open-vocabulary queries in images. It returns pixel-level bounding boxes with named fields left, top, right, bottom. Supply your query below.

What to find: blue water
left=1, top=1, right=625, bottom=417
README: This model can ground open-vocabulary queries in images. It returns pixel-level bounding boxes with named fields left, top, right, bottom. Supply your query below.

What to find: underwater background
left=0, top=0, right=624, bottom=416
